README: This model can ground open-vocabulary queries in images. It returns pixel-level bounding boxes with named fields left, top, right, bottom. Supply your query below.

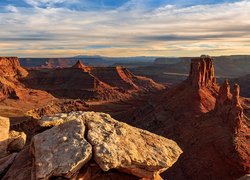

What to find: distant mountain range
left=20, top=56, right=158, bottom=68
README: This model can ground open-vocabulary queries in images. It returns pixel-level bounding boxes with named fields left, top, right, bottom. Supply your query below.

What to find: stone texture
left=2, top=146, right=32, bottom=180
left=83, top=112, right=182, bottom=179
left=188, top=55, right=216, bottom=88
left=73, top=160, right=139, bottom=180
left=0, top=153, right=17, bottom=177
left=7, top=130, right=27, bottom=152
left=215, top=81, right=244, bottom=134
left=0, top=116, right=10, bottom=158
left=39, top=111, right=85, bottom=127
left=215, top=80, right=231, bottom=107
left=39, top=111, right=182, bottom=179
left=31, top=119, right=92, bottom=179
left=0, top=57, right=28, bottom=78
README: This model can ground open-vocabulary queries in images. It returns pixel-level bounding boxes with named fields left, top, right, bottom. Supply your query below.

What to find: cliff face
left=23, top=61, right=164, bottom=101
left=0, top=57, right=28, bottom=78
left=215, top=81, right=245, bottom=134
left=0, top=57, right=28, bottom=100
left=0, top=57, right=54, bottom=114
left=90, top=56, right=249, bottom=180
left=188, top=56, right=216, bottom=88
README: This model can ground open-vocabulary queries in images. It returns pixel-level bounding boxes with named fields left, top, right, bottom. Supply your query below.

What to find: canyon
left=0, top=56, right=249, bottom=180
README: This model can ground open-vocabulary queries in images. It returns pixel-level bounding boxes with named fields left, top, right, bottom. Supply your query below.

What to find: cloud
left=0, top=0, right=250, bottom=57
left=5, top=5, right=19, bottom=13
left=24, top=0, right=76, bottom=8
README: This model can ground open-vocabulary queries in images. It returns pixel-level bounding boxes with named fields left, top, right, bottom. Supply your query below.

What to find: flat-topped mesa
left=71, top=60, right=90, bottom=72
left=215, top=81, right=243, bottom=134
left=188, top=55, right=216, bottom=88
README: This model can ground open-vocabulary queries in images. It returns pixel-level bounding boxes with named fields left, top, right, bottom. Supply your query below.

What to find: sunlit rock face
left=30, top=111, right=182, bottom=179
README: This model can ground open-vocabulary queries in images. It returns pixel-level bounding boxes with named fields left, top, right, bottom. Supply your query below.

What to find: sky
left=0, top=0, right=250, bottom=57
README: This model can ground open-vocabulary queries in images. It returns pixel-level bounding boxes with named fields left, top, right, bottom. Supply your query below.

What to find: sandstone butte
left=106, top=55, right=249, bottom=180
left=22, top=60, right=164, bottom=100
left=1, top=112, right=182, bottom=180
left=0, top=57, right=163, bottom=117
left=0, top=55, right=249, bottom=180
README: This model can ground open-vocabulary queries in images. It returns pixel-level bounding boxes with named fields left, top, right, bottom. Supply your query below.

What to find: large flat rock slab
left=83, top=112, right=182, bottom=179
left=31, top=119, right=92, bottom=179
left=40, top=111, right=182, bottom=178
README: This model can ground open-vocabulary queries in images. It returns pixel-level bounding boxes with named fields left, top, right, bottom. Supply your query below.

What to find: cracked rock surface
left=31, top=119, right=92, bottom=179
left=36, top=111, right=182, bottom=179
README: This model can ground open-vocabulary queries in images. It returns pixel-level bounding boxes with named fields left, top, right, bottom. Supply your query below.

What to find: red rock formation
left=90, top=66, right=164, bottom=92
left=216, top=81, right=244, bottom=135
left=0, top=57, right=28, bottom=78
left=23, top=62, right=164, bottom=101
left=188, top=55, right=216, bottom=88
left=71, top=60, right=91, bottom=72
left=0, top=57, right=54, bottom=116
left=0, top=57, right=28, bottom=100
left=87, top=56, right=249, bottom=180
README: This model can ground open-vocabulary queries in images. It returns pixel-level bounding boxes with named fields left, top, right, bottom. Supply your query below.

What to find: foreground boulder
left=37, top=111, right=182, bottom=179
left=0, top=116, right=9, bottom=158
left=3, top=146, right=32, bottom=180
left=85, top=112, right=182, bottom=178
left=0, top=153, right=17, bottom=178
left=8, top=131, right=26, bottom=152
left=31, top=119, right=92, bottom=179
left=0, top=116, right=26, bottom=158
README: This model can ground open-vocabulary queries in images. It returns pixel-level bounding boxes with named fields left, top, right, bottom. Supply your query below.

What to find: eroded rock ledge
left=30, top=111, right=183, bottom=179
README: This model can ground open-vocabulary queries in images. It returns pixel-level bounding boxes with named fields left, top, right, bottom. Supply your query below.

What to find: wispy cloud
left=5, top=5, right=19, bottom=13
left=0, top=0, right=249, bottom=57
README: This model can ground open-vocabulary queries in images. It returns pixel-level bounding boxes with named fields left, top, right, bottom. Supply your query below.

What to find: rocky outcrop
left=23, top=67, right=127, bottom=100
left=26, top=99, right=89, bottom=119
left=3, top=146, right=32, bottom=180
left=31, top=119, right=92, bottom=179
left=32, top=111, right=182, bottom=179
left=0, top=116, right=10, bottom=158
left=0, top=153, right=17, bottom=177
left=0, top=57, right=28, bottom=78
left=71, top=60, right=91, bottom=72
left=7, top=131, right=27, bottom=152
left=215, top=80, right=231, bottom=110
left=22, top=61, right=164, bottom=101
left=215, top=80, right=244, bottom=134
left=90, top=66, right=165, bottom=92
left=0, top=57, right=54, bottom=103
left=188, top=55, right=216, bottom=88
left=104, top=55, right=249, bottom=180
left=84, top=112, right=182, bottom=179
left=0, top=57, right=28, bottom=99
left=0, top=116, right=26, bottom=158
